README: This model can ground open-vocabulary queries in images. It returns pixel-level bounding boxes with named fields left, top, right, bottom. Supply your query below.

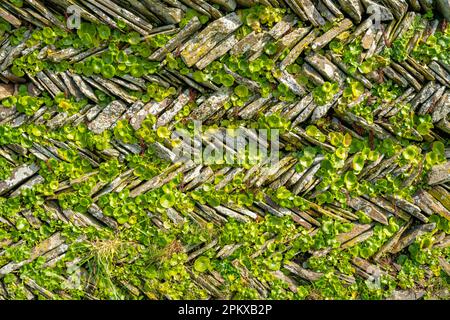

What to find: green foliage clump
left=313, top=82, right=339, bottom=105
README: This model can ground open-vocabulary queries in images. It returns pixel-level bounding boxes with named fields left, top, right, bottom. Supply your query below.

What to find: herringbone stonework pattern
left=0, top=0, right=449, bottom=300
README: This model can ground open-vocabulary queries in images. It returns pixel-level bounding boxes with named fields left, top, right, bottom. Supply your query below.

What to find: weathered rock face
left=0, top=84, right=14, bottom=100
left=150, top=17, right=203, bottom=62
left=180, top=13, right=242, bottom=67
left=337, top=0, right=363, bottom=23
left=0, top=164, right=40, bottom=195
left=387, top=289, right=426, bottom=300
left=428, top=161, right=450, bottom=185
